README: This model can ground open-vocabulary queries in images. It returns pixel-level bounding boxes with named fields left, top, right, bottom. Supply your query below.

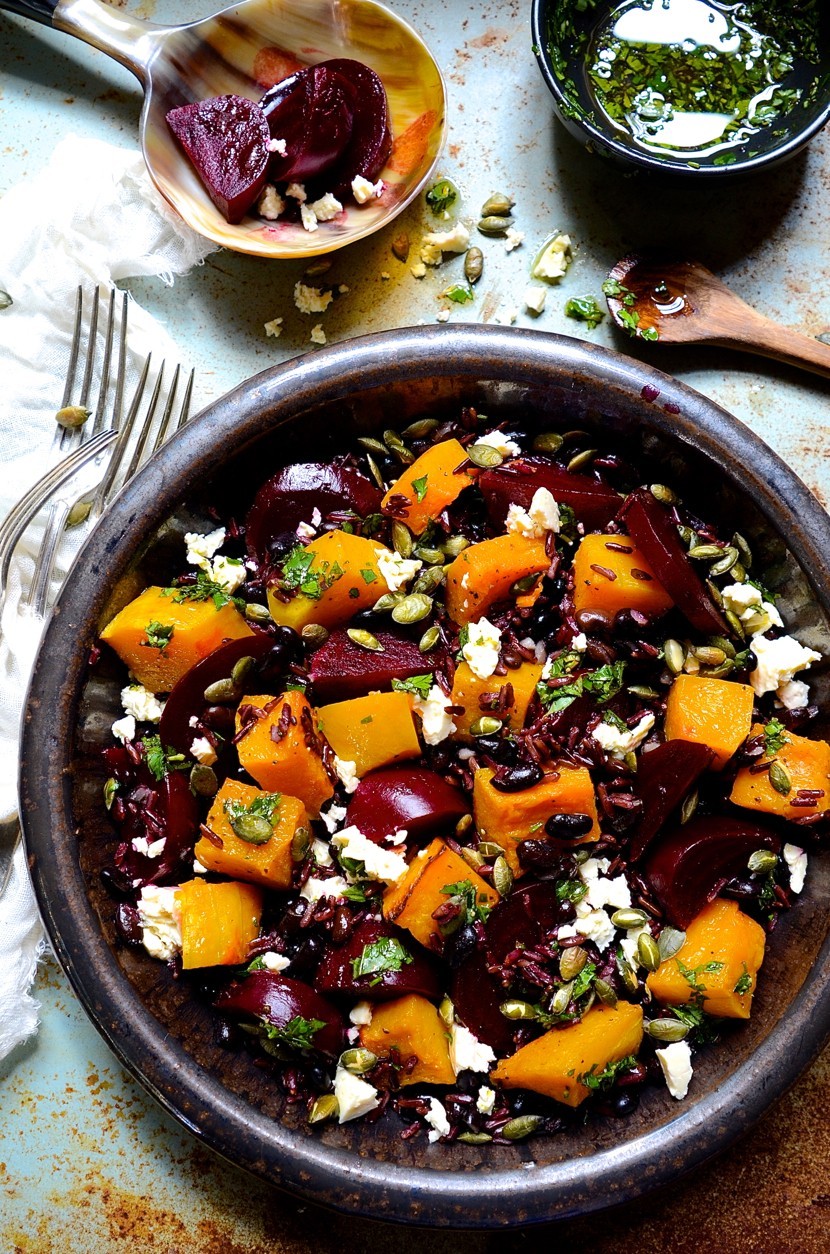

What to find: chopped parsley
left=360, top=567, right=378, bottom=584
left=263, top=1015, right=325, bottom=1052
left=537, top=659, right=626, bottom=714
left=734, top=966, right=753, bottom=996
left=441, top=879, right=492, bottom=925
left=224, top=792, right=281, bottom=826
left=565, top=295, right=605, bottom=329
left=578, top=1053, right=638, bottom=1091
left=763, top=718, right=789, bottom=756
left=391, top=673, right=434, bottom=700
left=141, top=735, right=189, bottom=782
left=677, top=957, right=724, bottom=1002
left=555, top=877, right=588, bottom=905
left=142, top=621, right=174, bottom=651
left=443, top=283, right=475, bottom=305
left=280, top=545, right=343, bottom=601
left=425, top=178, right=457, bottom=216
left=351, top=937, right=413, bottom=985
left=166, top=571, right=243, bottom=610
left=411, top=474, right=429, bottom=502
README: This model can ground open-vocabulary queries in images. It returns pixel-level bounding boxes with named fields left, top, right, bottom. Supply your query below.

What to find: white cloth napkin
left=0, top=134, right=218, bottom=1061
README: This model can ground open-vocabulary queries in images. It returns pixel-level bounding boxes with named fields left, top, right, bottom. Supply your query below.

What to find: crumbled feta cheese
left=112, top=714, right=136, bottom=743
left=505, top=487, right=560, bottom=538
left=375, top=547, right=422, bottom=592
left=558, top=909, right=616, bottom=952
left=185, top=527, right=225, bottom=570
left=121, top=684, right=163, bottom=724
left=346, top=1026, right=360, bottom=1043
left=593, top=712, right=656, bottom=759
left=580, top=856, right=610, bottom=881
left=420, top=223, right=470, bottom=264
left=504, top=228, right=524, bottom=252
left=449, top=1023, right=496, bottom=1075
left=334, top=1065, right=380, bottom=1122
left=532, top=233, right=572, bottom=281
left=299, top=875, right=350, bottom=903
left=583, top=873, right=631, bottom=912
left=190, top=736, right=217, bottom=766
left=424, top=1096, right=451, bottom=1142
left=295, top=520, right=316, bottom=541
left=320, top=802, right=348, bottom=834
left=784, top=842, right=808, bottom=894
left=413, top=683, right=457, bottom=745
left=655, top=1040, right=693, bottom=1100
left=572, top=632, right=588, bottom=652
left=332, top=825, right=408, bottom=884
left=493, top=306, right=519, bottom=326
left=294, top=281, right=334, bottom=315
left=264, top=317, right=284, bottom=338
left=472, top=430, right=521, bottom=459
left=411, top=261, right=427, bottom=278
left=286, top=182, right=307, bottom=202
left=385, top=829, right=408, bottom=846
left=750, top=633, right=821, bottom=699
left=300, top=203, right=318, bottom=232
left=461, top=616, right=502, bottom=680
left=524, top=285, right=547, bottom=315
left=436, top=309, right=450, bottom=323
left=476, top=1085, right=496, bottom=1115
left=137, top=885, right=182, bottom=961
left=259, top=951, right=291, bottom=973
left=211, top=554, right=246, bottom=594
left=257, top=183, right=285, bottom=220
left=311, top=837, right=334, bottom=867
left=349, top=1000, right=374, bottom=1026
left=132, top=835, right=165, bottom=859
left=351, top=174, right=383, bottom=204
left=721, top=582, right=783, bottom=637
left=192, top=858, right=208, bottom=875
left=334, top=756, right=360, bottom=794
left=381, top=270, right=391, bottom=280
left=311, top=193, right=343, bottom=222
left=777, top=678, right=810, bottom=710
left=310, top=324, right=327, bottom=345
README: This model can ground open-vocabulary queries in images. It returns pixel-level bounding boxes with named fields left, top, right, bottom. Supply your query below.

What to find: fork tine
left=112, top=291, right=129, bottom=434
left=122, top=363, right=166, bottom=486
left=26, top=499, right=70, bottom=616
left=151, top=364, right=181, bottom=454
left=89, top=351, right=150, bottom=521
left=90, top=289, right=117, bottom=439
left=60, top=287, right=83, bottom=409
left=78, top=286, right=99, bottom=411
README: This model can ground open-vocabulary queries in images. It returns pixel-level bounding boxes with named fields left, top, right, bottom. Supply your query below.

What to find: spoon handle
left=1, top=0, right=162, bottom=82
left=711, top=313, right=830, bottom=381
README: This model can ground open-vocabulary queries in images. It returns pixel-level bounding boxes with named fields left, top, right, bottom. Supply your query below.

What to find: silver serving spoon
left=4, top=0, right=445, bottom=259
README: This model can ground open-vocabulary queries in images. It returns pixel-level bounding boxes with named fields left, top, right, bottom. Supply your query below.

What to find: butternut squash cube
left=235, top=690, right=334, bottom=817
left=646, top=898, right=766, bottom=1020
left=445, top=534, right=550, bottom=625
left=450, top=660, right=543, bottom=740
left=473, top=765, right=600, bottom=876
left=381, top=438, right=475, bottom=536
left=491, top=1003, right=644, bottom=1108
left=665, top=674, right=755, bottom=770
left=266, top=530, right=393, bottom=632
left=316, top=690, right=421, bottom=777
left=572, top=534, right=673, bottom=619
left=177, top=878, right=263, bottom=970
left=730, top=722, right=830, bottom=818
left=100, top=585, right=254, bottom=692
left=360, top=993, right=455, bottom=1086
left=383, top=837, right=499, bottom=950
left=195, top=779, right=308, bottom=890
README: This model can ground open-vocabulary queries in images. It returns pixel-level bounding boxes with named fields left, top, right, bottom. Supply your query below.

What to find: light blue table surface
left=1, top=2, right=829, bottom=1249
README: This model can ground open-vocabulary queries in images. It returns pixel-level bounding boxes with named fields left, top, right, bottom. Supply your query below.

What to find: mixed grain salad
left=97, top=408, right=826, bottom=1144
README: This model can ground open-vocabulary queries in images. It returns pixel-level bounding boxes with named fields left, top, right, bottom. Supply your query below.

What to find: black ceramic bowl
left=20, top=326, right=830, bottom=1226
left=532, top=0, right=830, bottom=177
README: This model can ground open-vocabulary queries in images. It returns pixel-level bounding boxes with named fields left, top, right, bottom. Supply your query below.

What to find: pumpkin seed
left=532, top=431, right=564, bottom=454
left=291, top=825, right=311, bottom=861
left=0, top=289, right=13, bottom=310
left=203, top=677, right=237, bottom=704
left=680, top=788, right=699, bottom=825
left=442, top=534, right=470, bottom=558
left=401, top=417, right=440, bottom=439
left=55, top=404, right=91, bottom=430
left=245, top=603, right=272, bottom=624
left=645, top=1018, right=690, bottom=1043
left=230, top=812, right=273, bottom=844
left=391, top=592, right=433, bottom=624
left=412, top=568, right=445, bottom=600
left=309, top=1094, right=339, bottom=1123
left=365, top=453, right=386, bottom=490
left=638, top=933, right=662, bottom=973
left=439, top=996, right=455, bottom=1028
left=304, top=258, right=332, bottom=277
left=650, top=483, right=678, bottom=505
left=461, top=846, right=485, bottom=870
left=748, top=849, right=778, bottom=875
left=455, top=814, right=474, bottom=838
left=103, top=777, right=119, bottom=810
left=481, top=192, right=515, bottom=217
left=688, top=543, right=723, bottom=561
left=499, top=999, right=538, bottom=1020
left=493, top=856, right=513, bottom=896
left=657, top=927, right=686, bottom=962
left=730, top=561, right=746, bottom=583
left=414, top=545, right=444, bottom=565
left=708, top=634, right=736, bottom=659
left=559, top=946, right=588, bottom=981
left=594, top=978, right=618, bottom=1007
left=478, top=841, right=505, bottom=858
left=464, top=247, right=484, bottom=285
left=301, top=623, right=329, bottom=648
left=709, top=546, right=739, bottom=577
left=457, top=1131, right=493, bottom=1144
left=231, top=655, right=256, bottom=688
left=706, top=579, right=724, bottom=606
left=66, top=499, right=91, bottom=526
left=732, top=531, right=753, bottom=569
left=725, top=609, right=746, bottom=639
left=467, top=442, right=504, bottom=469
left=566, top=448, right=597, bottom=473
left=676, top=525, right=695, bottom=546
left=419, top=625, right=441, bottom=652
left=190, top=764, right=218, bottom=797
left=347, top=628, right=384, bottom=652
left=769, top=760, right=792, bottom=795
left=392, top=520, right=414, bottom=558
left=373, top=592, right=403, bottom=614
left=391, top=232, right=410, bottom=261
left=339, top=1047, right=377, bottom=1075
left=550, top=981, right=574, bottom=1015
left=511, top=573, right=540, bottom=596
left=477, top=214, right=514, bottom=236
left=357, top=436, right=389, bottom=455
left=664, top=638, right=686, bottom=675
left=502, top=1113, right=544, bottom=1141
left=383, top=429, right=415, bottom=464
left=624, top=750, right=638, bottom=774
left=693, top=645, right=727, bottom=667
left=616, top=950, right=639, bottom=994
left=628, top=684, right=660, bottom=699
left=610, top=908, right=648, bottom=929
left=705, top=661, right=734, bottom=678
left=470, top=715, right=503, bottom=736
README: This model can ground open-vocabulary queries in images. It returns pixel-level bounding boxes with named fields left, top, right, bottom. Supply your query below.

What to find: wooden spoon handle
left=710, top=313, right=830, bottom=380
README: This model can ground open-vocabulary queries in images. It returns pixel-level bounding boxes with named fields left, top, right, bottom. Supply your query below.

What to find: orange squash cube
left=473, top=765, right=600, bottom=875
left=572, top=534, right=673, bottom=619
left=444, top=534, right=550, bottom=625
left=450, top=660, right=543, bottom=740
left=360, top=994, right=455, bottom=1086
left=646, top=899, right=766, bottom=1020
left=491, top=1003, right=644, bottom=1107
left=195, top=779, right=308, bottom=890
left=383, top=838, right=499, bottom=950
left=266, top=530, right=393, bottom=632
left=730, top=722, right=830, bottom=818
left=381, top=438, right=475, bottom=536
left=235, top=690, right=334, bottom=816
left=316, top=690, right=421, bottom=777
left=100, top=585, right=254, bottom=692
left=177, top=879, right=263, bottom=970
left=665, top=674, right=755, bottom=770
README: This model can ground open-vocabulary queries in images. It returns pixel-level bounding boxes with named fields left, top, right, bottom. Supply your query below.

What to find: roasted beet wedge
left=317, top=58, right=392, bottom=196
left=308, top=630, right=439, bottom=704
left=630, top=740, right=715, bottom=861
left=216, top=970, right=344, bottom=1056
left=645, top=814, right=781, bottom=929
left=166, top=94, right=271, bottom=223
left=103, top=746, right=199, bottom=888
left=158, top=632, right=274, bottom=755
left=485, top=883, right=567, bottom=966
left=479, top=460, right=623, bottom=532
left=344, top=766, right=467, bottom=844
left=245, top=460, right=382, bottom=568
left=451, top=949, right=515, bottom=1055
left=261, top=64, right=355, bottom=183
left=622, top=488, right=729, bottom=635
left=314, top=918, right=441, bottom=1002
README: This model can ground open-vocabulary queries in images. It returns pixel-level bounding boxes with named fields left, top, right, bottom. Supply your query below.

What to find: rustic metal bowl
left=20, top=325, right=830, bottom=1226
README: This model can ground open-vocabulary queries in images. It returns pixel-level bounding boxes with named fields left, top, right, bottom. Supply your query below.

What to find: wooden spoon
left=4, top=0, right=445, bottom=260
left=605, top=257, right=830, bottom=380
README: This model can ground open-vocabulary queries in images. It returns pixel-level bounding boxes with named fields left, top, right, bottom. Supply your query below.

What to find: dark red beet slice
left=644, top=814, right=781, bottom=929
left=246, top=461, right=382, bottom=567
left=317, top=58, right=392, bottom=196
left=166, top=94, right=271, bottom=224
left=485, top=883, right=567, bottom=966
left=261, top=65, right=355, bottom=183
left=314, top=918, right=441, bottom=1002
left=103, top=746, right=199, bottom=888
left=308, top=629, right=439, bottom=704
left=622, top=488, right=729, bottom=635
left=344, top=767, right=467, bottom=845
left=451, top=949, right=515, bottom=1055
left=630, top=740, right=715, bottom=861
left=479, top=459, right=622, bottom=531
left=216, top=970, right=344, bottom=1056
left=158, top=632, right=274, bottom=755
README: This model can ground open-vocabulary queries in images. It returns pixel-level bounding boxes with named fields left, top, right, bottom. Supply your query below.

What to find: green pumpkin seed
left=455, top=814, right=474, bottom=837
left=470, top=716, right=503, bottom=736
left=493, top=856, right=513, bottom=896
left=301, top=623, right=329, bottom=648
left=190, top=764, right=218, bottom=798
left=55, top=404, right=91, bottom=430
left=732, top=532, right=753, bottom=569
left=67, top=499, right=92, bottom=526
left=373, top=591, right=404, bottom=614
left=401, top=417, right=440, bottom=439
left=502, top=1114, right=544, bottom=1141
left=706, top=579, right=724, bottom=606
left=245, top=602, right=272, bottom=624
left=478, top=841, right=505, bottom=858
left=616, top=950, right=639, bottom=994
left=709, top=546, right=739, bottom=577
left=203, top=677, right=237, bottom=704
left=705, top=661, right=734, bottom=678
left=439, top=996, right=455, bottom=1028
left=391, top=592, right=433, bottom=624
left=103, top=777, right=119, bottom=810
left=499, top=999, right=538, bottom=1021
left=688, top=543, right=723, bottom=561
left=291, top=825, right=311, bottom=862
left=748, top=849, right=778, bottom=874
left=676, top=525, right=695, bottom=546
left=551, top=981, right=574, bottom=1015
left=650, top=483, right=678, bottom=505
left=467, top=442, right=504, bottom=469
left=304, top=258, right=332, bottom=277
left=0, top=289, right=13, bottom=310
left=657, top=927, right=686, bottom=962
left=624, top=750, right=638, bottom=774
left=628, top=684, right=660, bottom=699
left=442, top=535, right=470, bottom=558
left=708, top=634, right=737, bottom=659
left=511, top=573, right=540, bottom=596
left=768, top=760, right=792, bottom=795
left=730, top=561, right=746, bottom=583
left=693, top=645, right=727, bottom=667
left=413, top=567, right=446, bottom=597
left=309, top=1094, right=339, bottom=1123
left=419, top=625, right=441, bottom=652
left=638, top=933, right=662, bottom=973
left=339, top=1047, right=377, bottom=1074
left=645, top=1018, right=690, bottom=1043
left=457, top=1131, right=493, bottom=1144
left=725, top=609, right=746, bottom=639
left=532, top=431, right=564, bottom=453
left=481, top=192, right=515, bottom=217
left=347, top=628, right=384, bottom=652
left=610, top=908, right=648, bottom=929
left=559, top=946, right=588, bottom=981
left=477, top=214, right=514, bottom=236
left=464, top=247, right=484, bottom=285
left=664, top=638, right=686, bottom=675
left=383, top=429, right=415, bottom=465
left=413, top=546, right=444, bottom=565
left=680, top=788, right=699, bottom=824
left=231, top=813, right=273, bottom=844
left=231, top=655, right=256, bottom=688
left=461, top=846, right=485, bottom=870
left=357, top=436, right=389, bottom=455
left=365, top=453, right=386, bottom=490
left=594, top=978, right=618, bottom=1007
left=392, top=520, right=414, bottom=558
left=566, top=448, right=597, bottom=473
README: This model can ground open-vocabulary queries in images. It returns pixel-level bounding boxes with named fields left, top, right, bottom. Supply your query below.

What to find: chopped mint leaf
left=143, top=620, right=174, bottom=651
left=391, top=673, right=434, bottom=700
left=411, top=474, right=429, bottom=502
left=351, top=937, right=413, bottom=985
